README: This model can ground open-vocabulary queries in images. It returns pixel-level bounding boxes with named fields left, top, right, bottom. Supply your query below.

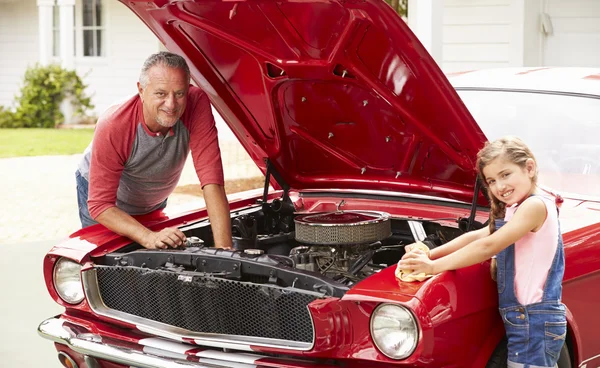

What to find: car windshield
left=456, top=89, right=600, bottom=199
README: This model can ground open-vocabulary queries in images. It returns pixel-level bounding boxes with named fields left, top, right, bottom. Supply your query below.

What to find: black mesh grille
left=94, top=266, right=317, bottom=343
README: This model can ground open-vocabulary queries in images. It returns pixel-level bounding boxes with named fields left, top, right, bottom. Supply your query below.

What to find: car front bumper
left=38, top=316, right=332, bottom=368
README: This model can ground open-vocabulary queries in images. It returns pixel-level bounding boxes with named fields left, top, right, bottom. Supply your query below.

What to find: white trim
left=74, top=0, right=108, bottom=59
left=37, top=0, right=55, bottom=65
left=579, top=353, right=600, bottom=366
left=138, top=338, right=190, bottom=354
left=408, top=0, right=443, bottom=64
left=58, top=0, right=75, bottom=68
left=74, top=56, right=109, bottom=66
left=516, top=0, right=544, bottom=66
left=508, top=0, right=546, bottom=67
left=508, top=0, right=525, bottom=66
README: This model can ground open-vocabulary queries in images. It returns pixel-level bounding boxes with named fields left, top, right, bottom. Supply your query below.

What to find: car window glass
left=457, top=90, right=600, bottom=198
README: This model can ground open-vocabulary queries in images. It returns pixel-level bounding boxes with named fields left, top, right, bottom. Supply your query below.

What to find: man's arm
left=96, top=207, right=186, bottom=249
left=203, top=184, right=232, bottom=249
left=88, top=96, right=187, bottom=249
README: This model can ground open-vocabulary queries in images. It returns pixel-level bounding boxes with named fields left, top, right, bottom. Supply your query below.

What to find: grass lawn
left=0, top=128, right=94, bottom=158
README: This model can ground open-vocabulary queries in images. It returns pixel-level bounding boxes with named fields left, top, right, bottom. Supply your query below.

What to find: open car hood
left=123, top=0, right=487, bottom=203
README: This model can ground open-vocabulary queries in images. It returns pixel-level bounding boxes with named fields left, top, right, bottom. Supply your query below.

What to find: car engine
left=89, top=197, right=469, bottom=348
left=99, top=197, right=463, bottom=295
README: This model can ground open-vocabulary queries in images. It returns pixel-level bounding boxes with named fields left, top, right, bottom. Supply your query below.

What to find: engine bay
left=99, top=194, right=470, bottom=297
left=97, top=162, right=481, bottom=296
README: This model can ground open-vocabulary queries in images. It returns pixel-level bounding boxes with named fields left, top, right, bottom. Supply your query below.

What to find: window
left=52, top=0, right=105, bottom=57
left=51, top=0, right=105, bottom=58
left=457, top=89, right=600, bottom=198
left=81, top=0, right=104, bottom=57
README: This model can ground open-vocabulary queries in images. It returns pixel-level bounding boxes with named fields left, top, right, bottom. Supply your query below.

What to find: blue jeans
left=495, top=206, right=566, bottom=368
left=75, top=170, right=168, bottom=228
left=76, top=170, right=98, bottom=228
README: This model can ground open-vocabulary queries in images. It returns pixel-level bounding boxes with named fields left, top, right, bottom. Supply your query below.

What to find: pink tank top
left=504, top=196, right=560, bottom=305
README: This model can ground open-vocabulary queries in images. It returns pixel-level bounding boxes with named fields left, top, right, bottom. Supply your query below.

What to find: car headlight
left=53, top=257, right=84, bottom=304
left=370, top=303, right=418, bottom=359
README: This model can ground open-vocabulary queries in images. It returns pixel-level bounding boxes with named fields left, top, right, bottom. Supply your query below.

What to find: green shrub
left=384, top=0, right=407, bottom=17
left=0, top=106, right=17, bottom=128
left=7, top=64, right=93, bottom=128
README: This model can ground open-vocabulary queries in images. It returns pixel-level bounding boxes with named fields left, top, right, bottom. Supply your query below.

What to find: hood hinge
left=467, top=178, right=484, bottom=231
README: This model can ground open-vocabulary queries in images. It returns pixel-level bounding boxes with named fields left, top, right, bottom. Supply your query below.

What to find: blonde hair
left=476, top=136, right=538, bottom=232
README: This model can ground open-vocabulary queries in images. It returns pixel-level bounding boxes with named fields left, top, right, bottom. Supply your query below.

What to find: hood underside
left=123, top=0, right=487, bottom=203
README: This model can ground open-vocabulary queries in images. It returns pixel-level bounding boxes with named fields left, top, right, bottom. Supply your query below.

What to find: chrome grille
left=89, top=266, right=317, bottom=345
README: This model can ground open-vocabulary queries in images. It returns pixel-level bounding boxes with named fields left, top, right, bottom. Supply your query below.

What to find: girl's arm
left=399, top=197, right=547, bottom=275
left=429, top=226, right=490, bottom=260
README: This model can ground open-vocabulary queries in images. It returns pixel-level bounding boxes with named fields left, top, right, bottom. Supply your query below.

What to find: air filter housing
left=294, top=211, right=391, bottom=246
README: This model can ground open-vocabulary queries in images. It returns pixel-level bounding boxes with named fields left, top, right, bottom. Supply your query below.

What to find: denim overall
left=494, top=199, right=567, bottom=368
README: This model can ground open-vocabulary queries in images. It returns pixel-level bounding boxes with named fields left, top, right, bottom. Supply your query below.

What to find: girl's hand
left=402, top=241, right=430, bottom=259
left=397, top=249, right=436, bottom=276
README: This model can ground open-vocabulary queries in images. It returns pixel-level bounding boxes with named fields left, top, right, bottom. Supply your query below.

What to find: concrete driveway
left=0, top=240, right=63, bottom=367
left=0, top=154, right=201, bottom=244
left=0, top=151, right=262, bottom=366
left=0, top=154, right=204, bottom=366
left=0, top=151, right=261, bottom=245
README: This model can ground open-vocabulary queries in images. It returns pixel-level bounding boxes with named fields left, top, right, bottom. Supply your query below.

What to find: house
left=1, top=0, right=599, bottom=117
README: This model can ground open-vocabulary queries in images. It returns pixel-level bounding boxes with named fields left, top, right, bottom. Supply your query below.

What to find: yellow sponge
left=395, top=241, right=434, bottom=282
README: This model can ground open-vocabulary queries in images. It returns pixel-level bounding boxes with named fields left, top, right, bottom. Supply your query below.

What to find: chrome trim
left=407, top=220, right=426, bottom=242
left=294, top=210, right=390, bottom=227
left=38, top=317, right=253, bottom=368
left=369, top=303, right=418, bottom=360
left=298, top=188, right=468, bottom=204
left=294, top=211, right=392, bottom=245
left=84, top=355, right=101, bottom=368
left=82, top=269, right=314, bottom=351
left=580, top=353, right=600, bottom=366
left=455, top=86, right=600, bottom=100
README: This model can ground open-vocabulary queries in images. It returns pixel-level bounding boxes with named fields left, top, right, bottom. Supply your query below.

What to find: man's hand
left=141, top=227, right=187, bottom=249
left=96, top=207, right=187, bottom=250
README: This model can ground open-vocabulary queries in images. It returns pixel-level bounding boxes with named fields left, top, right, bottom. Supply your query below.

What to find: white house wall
left=0, top=0, right=39, bottom=109
left=442, top=0, right=513, bottom=72
left=75, top=0, right=160, bottom=115
left=542, top=0, right=600, bottom=67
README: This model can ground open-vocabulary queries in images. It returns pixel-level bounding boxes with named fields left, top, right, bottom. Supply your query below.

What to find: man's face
left=138, top=64, right=189, bottom=132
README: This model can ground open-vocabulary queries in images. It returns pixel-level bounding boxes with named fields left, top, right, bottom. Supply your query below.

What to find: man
left=75, top=52, right=232, bottom=250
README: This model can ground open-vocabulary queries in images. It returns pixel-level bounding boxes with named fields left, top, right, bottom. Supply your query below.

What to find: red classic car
left=38, top=1, right=600, bottom=367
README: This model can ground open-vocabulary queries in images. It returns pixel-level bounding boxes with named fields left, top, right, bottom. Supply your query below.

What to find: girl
left=397, top=136, right=566, bottom=368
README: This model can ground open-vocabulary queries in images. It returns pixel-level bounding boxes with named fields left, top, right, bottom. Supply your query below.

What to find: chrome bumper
left=38, top=316, right=268, bottom=368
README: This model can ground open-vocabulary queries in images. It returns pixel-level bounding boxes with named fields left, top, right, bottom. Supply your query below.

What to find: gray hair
left=139, top=52, right=190, bottom=88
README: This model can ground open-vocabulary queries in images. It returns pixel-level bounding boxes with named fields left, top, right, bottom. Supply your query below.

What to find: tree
left=385, top=0, right=408, bottom=18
